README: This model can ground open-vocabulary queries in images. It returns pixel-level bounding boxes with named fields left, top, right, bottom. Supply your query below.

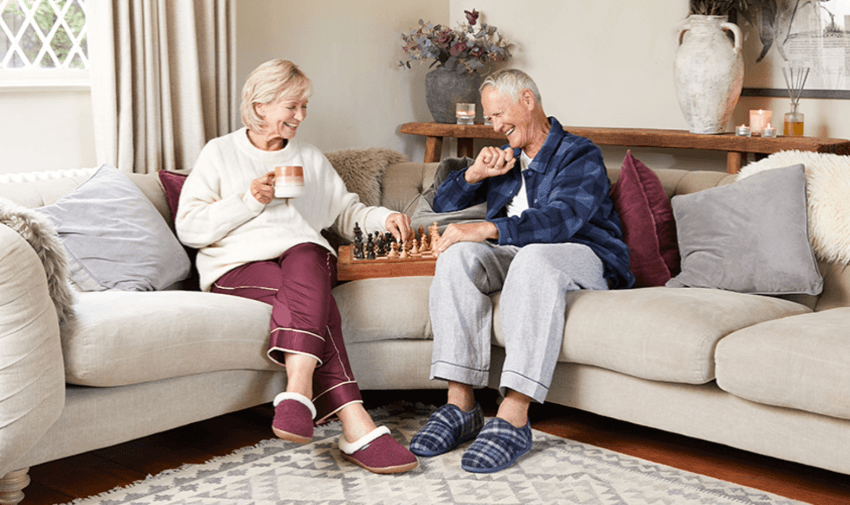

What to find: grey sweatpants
left=429, top=241, right=608, bottom=403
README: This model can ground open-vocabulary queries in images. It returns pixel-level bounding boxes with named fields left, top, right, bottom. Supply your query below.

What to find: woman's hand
left=385, top=213, right=412, bottom=243
left=250, top=171, right=276, bottom=205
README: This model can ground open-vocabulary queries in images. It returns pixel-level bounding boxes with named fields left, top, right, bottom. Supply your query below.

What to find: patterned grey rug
left=65, top=403, right=808, bottom=505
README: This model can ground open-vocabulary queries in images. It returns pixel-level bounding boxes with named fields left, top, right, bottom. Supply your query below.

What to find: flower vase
left=674, top=15, right=743, bottom=134
left=425, top=66, right=483, bottom=124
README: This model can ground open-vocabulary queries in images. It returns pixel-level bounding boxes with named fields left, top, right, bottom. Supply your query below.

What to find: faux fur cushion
left=325, top=148, right=407, bottom=207
left=0, top=198, right=76, bottom=336
left=738, top=150, right=850, bottom=264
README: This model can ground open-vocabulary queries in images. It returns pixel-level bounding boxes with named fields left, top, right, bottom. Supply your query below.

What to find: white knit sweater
left=175, top=128, right=392, bottom=292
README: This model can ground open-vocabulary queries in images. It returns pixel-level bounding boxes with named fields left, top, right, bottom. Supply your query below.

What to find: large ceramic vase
left=425, top=66, right=483, bottom=124
left=674, top=15, right=743, bottom=134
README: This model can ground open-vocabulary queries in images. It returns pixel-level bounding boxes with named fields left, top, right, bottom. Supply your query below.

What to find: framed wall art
left=742, top=0, right=850, bottom=99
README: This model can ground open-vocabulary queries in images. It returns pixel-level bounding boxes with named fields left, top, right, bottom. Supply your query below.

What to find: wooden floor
left=23, top=389, right=850, bottom=505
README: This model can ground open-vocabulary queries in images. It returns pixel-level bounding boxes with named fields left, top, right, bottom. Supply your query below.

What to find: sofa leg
left=0, top=468, right=30, bottom=505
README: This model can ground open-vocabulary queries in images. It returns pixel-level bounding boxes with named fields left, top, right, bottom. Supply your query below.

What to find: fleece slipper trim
left=273, top=392, right=317, bottom=419
left=338, top=426, right=391, bottom=455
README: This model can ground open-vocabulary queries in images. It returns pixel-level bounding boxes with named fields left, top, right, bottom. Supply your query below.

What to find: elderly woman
left=175, top=59, right=416, bottom=474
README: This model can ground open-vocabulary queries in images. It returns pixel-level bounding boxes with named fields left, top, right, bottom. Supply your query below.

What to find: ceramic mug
left=274, top=165, right=304, bottom=198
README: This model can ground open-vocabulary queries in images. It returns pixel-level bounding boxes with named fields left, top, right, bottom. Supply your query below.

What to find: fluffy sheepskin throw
left=325, top=148, right=407, bottom=207
left=738, top=150, right=850, bottom=264
left=0, top=198, right=76, bottom=336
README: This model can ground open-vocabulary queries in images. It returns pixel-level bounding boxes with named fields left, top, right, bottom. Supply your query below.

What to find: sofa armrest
left=0, top=225, right=65, bottom=477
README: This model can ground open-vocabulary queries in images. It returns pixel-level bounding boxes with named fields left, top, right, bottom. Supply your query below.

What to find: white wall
left=7, top=1, right=850, bottom=175
left=0, top=88, right=96, bottom=175
left=235, top=0, right=447, bottom=163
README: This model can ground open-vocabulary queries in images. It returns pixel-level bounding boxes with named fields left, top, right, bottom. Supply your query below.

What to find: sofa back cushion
left=0, top=171, right=172, bottom=224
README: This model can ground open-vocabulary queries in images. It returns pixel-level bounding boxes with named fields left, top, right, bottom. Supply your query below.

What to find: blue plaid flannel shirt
left=433, top=117, right=635, bottom=289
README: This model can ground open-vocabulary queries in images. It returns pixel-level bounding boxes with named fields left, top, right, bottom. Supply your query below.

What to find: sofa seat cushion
left=716, top=308, right=850, bottom=421
left=64, top=291, right=277, bottom=387
left=333, top=276, right=434, bottom=344
left=491, top=287, right=811, bottom=385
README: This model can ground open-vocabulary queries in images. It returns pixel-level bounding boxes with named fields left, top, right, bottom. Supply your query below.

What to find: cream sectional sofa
left=1, top=154, right=849, bottom=503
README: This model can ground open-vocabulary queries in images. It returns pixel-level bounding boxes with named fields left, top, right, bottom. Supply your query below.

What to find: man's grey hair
left=480, top=68, right=542, bottom=107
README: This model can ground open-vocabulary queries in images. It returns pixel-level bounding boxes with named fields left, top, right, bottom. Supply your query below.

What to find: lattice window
left=0, top=0, right=87, bottom=74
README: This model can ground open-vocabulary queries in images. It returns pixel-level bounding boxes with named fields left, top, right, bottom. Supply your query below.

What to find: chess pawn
left=388, top=241, right=399, bottom=258
left=420, top=233, right=429, bottom=251
left=399, top=240, right=409, bottom=259
left=410, top=238, right=419, bottom=255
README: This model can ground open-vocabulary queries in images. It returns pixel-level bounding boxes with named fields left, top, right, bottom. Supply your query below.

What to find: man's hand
left=433, top=222, right=499, bottom=257
left=385, top=212, right=412, bottom=243
left=464, top=146, right=516, bottom=184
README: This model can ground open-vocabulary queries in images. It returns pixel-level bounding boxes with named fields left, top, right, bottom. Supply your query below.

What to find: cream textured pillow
left=738, top=150, right=850, bottom=264
left=325, top=148, right=407, bottom=207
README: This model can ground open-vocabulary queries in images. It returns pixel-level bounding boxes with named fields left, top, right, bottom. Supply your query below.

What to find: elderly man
left=409, top=69, right=634, bottom=473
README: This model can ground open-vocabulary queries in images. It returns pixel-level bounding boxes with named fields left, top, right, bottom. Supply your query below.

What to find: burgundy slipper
left=272, top=392, right=316, bottom=444
left=339, top=426, right=419, bottom=474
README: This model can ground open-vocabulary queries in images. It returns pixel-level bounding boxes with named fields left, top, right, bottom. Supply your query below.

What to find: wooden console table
left=400, top=122, right=850, bottom=174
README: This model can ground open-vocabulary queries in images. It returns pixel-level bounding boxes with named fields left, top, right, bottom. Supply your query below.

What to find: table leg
left=726, top=152, right=744, bottom=174
left=457, top=138, right=474, bottom=159
left=424, top=136, right=443, bottom=163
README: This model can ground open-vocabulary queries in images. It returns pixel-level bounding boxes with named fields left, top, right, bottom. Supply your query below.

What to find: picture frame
left=742, top=0, right=850, bottom=99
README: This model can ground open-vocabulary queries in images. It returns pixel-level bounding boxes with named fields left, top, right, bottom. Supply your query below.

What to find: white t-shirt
left=506, top=151, right=533, bottom=218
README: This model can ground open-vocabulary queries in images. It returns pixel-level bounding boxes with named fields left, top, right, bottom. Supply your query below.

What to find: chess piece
left=353, top=230, right=364, bottom=259
left=375, top=233, right=385, bottom=256
left=410, top=238, right=419, bottom=255
left=388, top=241, right=399, bottom=258
left=366, top=233, right=376, bottom=260
left=430, top=222, right=440, bottom=252
left=399, top=240, right=409, bottom=259
left=354, top=222, right=362, bottom=242
left=420, top=232, right=429, bottom=252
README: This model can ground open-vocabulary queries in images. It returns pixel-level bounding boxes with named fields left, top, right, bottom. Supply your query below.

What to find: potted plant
left=399, top=9, right=512, bottom=123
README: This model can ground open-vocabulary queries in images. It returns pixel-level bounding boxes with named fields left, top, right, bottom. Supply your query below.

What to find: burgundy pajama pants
left=211, top=243, right=361, bottom=422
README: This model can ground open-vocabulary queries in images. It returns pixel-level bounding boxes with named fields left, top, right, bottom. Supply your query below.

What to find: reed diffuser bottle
left=784, top=102, right=804, bottom=137
left=783, top=65, right=809, bottom=137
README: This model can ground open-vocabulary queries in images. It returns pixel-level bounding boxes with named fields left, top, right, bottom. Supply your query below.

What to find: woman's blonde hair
left=241, top=59, right=313, bottom=132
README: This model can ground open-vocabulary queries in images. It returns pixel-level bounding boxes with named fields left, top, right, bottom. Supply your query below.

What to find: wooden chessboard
left=336, top=244, right=437, bottom=281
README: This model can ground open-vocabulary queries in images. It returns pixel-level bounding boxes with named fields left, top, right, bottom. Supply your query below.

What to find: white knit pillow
left=738, top=150, right=850, bottom=264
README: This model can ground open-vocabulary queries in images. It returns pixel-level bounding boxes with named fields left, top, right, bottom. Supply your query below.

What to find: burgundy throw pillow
left=157, top=170, right=188, bottom=223
left=610, top=151, right=680, bottom=288
left=157, top=170, right=200, bottom=291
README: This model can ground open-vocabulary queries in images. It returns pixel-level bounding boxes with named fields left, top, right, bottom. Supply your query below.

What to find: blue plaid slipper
left=461, top=417, right=532, bottom=473
left=409, top=403, right=484, bottom=457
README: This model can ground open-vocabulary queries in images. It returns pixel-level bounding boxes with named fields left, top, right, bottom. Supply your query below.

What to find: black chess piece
left=354, top=222, right=362, bottom=242
left=366, top=233, right=376, bottom=260
left=375, top=234, right=385, bottom=256
left=353, top=229, right=363, bottom=259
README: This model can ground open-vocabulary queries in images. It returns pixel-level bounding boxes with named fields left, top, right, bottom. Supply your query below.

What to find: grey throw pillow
left=36, top=165, right=191, bottom=292
left=666, top=164, right=822, bottom=295
left=410, top=156, right=487, bottom=233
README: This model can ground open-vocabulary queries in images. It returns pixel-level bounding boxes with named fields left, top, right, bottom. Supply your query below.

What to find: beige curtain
left=89, top=0, right=237, bottom=174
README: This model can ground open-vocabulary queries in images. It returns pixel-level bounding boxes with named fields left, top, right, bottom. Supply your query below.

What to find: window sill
left=0, top=81, right=91, bottom=93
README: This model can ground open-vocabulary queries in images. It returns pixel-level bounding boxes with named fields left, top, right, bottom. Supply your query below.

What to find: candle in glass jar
left=749, top=109, right=772, bottom=135
left=762, top=123, right=777, bottom=138
left=735, top=124, right=751, bottom=137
